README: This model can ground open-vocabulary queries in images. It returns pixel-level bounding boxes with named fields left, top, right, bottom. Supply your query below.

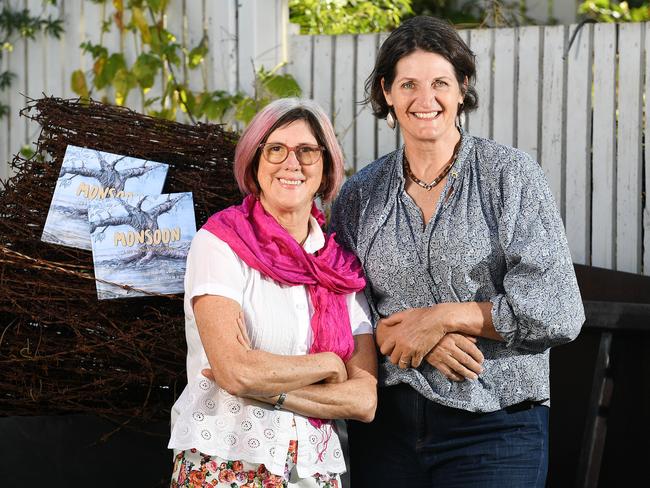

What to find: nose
left=419, top=85, right=441, bottom=110
left=283, top=149, right=301, bottom=170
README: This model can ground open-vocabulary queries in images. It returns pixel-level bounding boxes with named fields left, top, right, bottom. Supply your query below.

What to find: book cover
left=88, top=192, right=196, bottom=300
left=42, top=145, right=169, bottom=250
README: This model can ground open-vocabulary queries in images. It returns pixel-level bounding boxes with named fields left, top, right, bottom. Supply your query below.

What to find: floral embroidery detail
left=171, top=441, right=338, bottom=487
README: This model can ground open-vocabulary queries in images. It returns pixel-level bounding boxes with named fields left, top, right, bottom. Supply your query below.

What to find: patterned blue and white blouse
left=330, top=129, right=585, bottom=412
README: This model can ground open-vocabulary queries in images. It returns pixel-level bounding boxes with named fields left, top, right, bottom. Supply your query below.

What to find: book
left=88, top=192, right=196, bottom=300
left=41, top=145, right=169, bottom=250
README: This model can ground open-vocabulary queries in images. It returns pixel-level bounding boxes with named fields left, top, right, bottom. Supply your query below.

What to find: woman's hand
left=324, top=352, right=348, bottom=383
left=425, top=333, right=484, bottom=381
left=376, top=306, right=450, bottom=369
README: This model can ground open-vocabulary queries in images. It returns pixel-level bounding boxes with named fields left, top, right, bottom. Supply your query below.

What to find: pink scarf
left=202, top=194, right=366, bottom=428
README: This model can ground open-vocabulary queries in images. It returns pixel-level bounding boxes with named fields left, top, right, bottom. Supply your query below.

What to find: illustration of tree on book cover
left=88, top=192, right=196, bottom=300
left=42, top=145, right=169, bottom=250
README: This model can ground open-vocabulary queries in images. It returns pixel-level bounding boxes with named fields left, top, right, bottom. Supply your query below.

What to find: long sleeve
left=489, top=151, right=585, bottom=352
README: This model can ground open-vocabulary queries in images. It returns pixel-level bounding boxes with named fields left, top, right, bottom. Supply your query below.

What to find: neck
left=259, top=197, right=311, bottom=244
left=403, top=128, right=461, bottom=177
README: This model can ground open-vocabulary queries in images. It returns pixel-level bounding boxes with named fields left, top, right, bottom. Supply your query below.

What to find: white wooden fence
left=1, top=1, right=648, bottom=276
left=288, top=22, right=649, bottom=276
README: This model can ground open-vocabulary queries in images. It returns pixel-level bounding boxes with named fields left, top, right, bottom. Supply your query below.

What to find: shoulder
left=469, top=134, right=544, bottom=184
left=340, top=149, right=400, bottom=195
left=189, top=228, right=238, bottom=262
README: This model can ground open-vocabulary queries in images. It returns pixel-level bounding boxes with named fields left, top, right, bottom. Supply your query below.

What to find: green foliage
left=408, top=0, right=530, bottom=28
left=578, top=0, right=650, bottom=22
left=289, top=0, right=413, bottom=34
left=72, top=0, right=301, bottom=127
left=0, top=2, right=64, bottom=119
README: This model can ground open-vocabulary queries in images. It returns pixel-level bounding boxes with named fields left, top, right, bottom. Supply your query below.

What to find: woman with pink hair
left=168, top=98, right=377, bottom=487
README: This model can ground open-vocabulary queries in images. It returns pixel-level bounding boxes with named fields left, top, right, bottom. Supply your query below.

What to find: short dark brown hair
left=365, top=15, right=478, bottom=119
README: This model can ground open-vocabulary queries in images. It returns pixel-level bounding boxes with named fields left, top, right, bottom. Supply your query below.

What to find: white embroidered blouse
left=168, top=218, right=373, bottom=478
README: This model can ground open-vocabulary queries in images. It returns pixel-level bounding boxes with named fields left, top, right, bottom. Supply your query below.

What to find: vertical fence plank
left=165, top=0, right=184, bottom=120
left=1, top=44, right=9, bottom=179
left=288, top=35, right=312, bottom=98
left=43, top=0, right=64, bottom=99
left=61, top=0, right=84, bottom=99
left=205, top=0, right=237, bottom=94
left=616, top=23, right=643, bottom=273
left=646, top=23, right=650, bottom=275
left=355, top=34, right=378, bottom=171
left=540, top=25, right=566, bottom=214
left=333, top=34, right=355, bottom=170
left=375, top=32, right=398, bottom=159
left=7, top=0, right=28, bottom=173
left=468, top=28, right=492, bottom=139
left=25, top=0, right=47, bottom=152
left=493, top=27, right=515, bottom=147
left=313, top=35, right=333, bottom=119
left=564, top=22, right=592, bottom=265
left=516, top=26, right=541, bottom=161
left=185, top=0, right=206, bottom=94
left=591, top=23, right=617, bottom=269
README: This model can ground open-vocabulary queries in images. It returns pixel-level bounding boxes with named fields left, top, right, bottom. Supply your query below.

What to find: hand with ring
left=398, top=357, right=411, bottom=369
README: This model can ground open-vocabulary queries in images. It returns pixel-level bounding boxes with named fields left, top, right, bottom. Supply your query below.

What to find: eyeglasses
left=258, top=143, right=325, bottom=166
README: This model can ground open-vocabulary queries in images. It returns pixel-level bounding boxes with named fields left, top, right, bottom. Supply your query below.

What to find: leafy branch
left=71, top=0, right=301, bottom=127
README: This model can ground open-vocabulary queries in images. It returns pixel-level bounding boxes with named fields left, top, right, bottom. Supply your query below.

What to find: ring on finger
left=398, top=358, right=410, bottom=366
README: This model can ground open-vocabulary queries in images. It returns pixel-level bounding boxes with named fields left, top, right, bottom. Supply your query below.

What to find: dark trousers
left=347, top=383, right=549, bottom=488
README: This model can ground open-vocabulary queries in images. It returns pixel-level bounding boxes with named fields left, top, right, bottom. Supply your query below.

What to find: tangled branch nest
left=0, top=97, right=239, bottom=421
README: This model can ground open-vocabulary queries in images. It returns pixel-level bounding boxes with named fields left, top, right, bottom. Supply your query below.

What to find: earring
left=386, top=109, right=396, bottom=130
left=456, top=103, right=465, bottom=129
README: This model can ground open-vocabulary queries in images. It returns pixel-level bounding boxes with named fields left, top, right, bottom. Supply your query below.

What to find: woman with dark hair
left=169, top=98, right=377, bottom=487
left=330, top=15, right=584, bottom=487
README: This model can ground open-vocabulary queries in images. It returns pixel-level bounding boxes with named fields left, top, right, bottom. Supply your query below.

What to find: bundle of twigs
left=0, top=97, right=239, bottom=421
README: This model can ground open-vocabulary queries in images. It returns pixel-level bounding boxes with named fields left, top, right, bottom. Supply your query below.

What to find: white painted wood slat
left=540, top=25, right=566, bottom=214
left=185, top=0, right=206, bottom=94
left=375, top=32, right=398, bottom=159
left=312, top=35, right=333, bottom=120
left=616, top=23, right=643, bottom=273
left=287, top=35, right=312, bottom=99
left=7, top=0, right=28, bottom=174
left=492, top=27, right=515, bottom=147
left=468, top=28, right=492, bottom=139
left=564, top=22, right=591, bottom=265
left=591, top=23, right=617, bottom=269
left=25, top=0, right=47, bottom=153
left=332, top=35, right=355, bottom=170
left=0, top=47, right=9, bottom=179
left=516, top=26, right=540, bottom=161
left=43, top=0, right=64, bottom=100
left=645, top=23, right=650, bottom=275
left=205, top=0, right=237, bottom=94
left=61, top=0, right=84, bottom=100
left=354, top=33, right=378, bottom=171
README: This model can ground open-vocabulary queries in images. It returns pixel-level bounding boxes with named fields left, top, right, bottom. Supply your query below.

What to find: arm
left=246, top=334, right=378, bottom=423
left=194, top=295, right=347, bottom=397
left=488, top=151, right=585, bottom=351
left=376, top=302, right=499, bottom=371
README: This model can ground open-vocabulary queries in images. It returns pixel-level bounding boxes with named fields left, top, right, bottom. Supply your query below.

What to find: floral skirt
left=170, top=440, right=341, bottom=488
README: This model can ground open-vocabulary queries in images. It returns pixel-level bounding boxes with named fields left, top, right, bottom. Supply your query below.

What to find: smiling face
left=256, top=119, right=324, bottom=220
left=382, top=49, right=465, bottom=148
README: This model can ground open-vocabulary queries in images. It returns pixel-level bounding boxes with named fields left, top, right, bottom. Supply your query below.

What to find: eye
left=401, top=81, right=414, bottom=89
left=267, top=144, right=284, bottom=153
left=433, top=79, right=449, bottom=88
left=298, top=145, right=318, bottom=154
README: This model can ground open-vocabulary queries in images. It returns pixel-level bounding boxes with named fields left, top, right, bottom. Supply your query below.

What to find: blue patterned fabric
left=330, top=129, right=585, bottom=412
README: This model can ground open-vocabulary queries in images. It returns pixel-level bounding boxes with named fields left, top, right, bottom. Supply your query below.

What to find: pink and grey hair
left=233, top=98, right=345, bottom=203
